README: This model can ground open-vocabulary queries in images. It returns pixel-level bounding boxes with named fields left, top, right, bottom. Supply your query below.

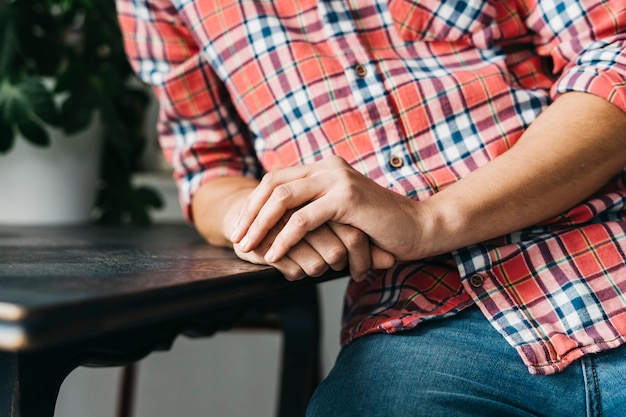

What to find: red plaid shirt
left=117, top=0, right=626, bottom=374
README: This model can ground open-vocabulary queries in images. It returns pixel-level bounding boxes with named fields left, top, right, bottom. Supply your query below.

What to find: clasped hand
left=230, top=156, right=425, bottom=281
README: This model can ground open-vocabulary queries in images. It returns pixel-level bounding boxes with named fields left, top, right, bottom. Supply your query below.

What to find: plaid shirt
left=117, top=0, right=626, bottom=374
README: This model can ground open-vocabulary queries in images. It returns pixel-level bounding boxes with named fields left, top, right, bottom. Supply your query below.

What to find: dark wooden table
left=0, top=224, right=341, bottom=417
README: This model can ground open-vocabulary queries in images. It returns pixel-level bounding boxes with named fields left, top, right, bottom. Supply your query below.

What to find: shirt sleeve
left=524, top=0, right=626, bottom=112
left=116, top=0, right=262, bottom=222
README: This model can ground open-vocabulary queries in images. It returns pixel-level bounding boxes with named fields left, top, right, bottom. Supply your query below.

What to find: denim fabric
left=307, top=306, right=626, bottom=417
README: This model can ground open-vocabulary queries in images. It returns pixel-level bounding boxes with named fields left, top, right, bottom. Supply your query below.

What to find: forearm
left=417, top=92, right=626, bottom=258
left=228, top=93, right=626, bottom=265
left=191, top=177, right=259, bottom=247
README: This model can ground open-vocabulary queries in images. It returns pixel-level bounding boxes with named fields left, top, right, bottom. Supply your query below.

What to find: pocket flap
left=388, top=0, right=496, bottom=44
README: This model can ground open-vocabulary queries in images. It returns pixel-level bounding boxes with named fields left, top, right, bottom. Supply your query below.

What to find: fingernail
left=230, top=218, right=242, bottom=242
left=230, top=227, right=242, bottom=243
left=239, top=235, right=250, bottom=252
left=265, top=247, right=276, bottom=263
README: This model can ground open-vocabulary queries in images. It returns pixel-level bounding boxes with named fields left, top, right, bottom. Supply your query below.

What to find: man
left=117, top=0, right=626, bottom=414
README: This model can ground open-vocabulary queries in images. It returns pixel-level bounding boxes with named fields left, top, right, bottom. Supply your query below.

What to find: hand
left=235, top=215, right=394, bottom=281
left=192, top=175, right=394, bottom=281
left=231, top=156, right=425, bottom=267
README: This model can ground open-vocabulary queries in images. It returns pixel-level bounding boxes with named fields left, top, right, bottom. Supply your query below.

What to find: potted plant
left=0, top=0, right=162, bottom=224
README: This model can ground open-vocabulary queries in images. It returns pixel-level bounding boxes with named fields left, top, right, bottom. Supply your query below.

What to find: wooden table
left=0, top=224, right=342, bottom=417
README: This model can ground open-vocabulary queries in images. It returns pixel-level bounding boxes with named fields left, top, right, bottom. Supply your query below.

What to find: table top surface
left=0, top=224, right=341, bottom=352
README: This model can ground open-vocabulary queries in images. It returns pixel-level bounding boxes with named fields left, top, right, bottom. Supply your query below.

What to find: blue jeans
left=306, top=306, right=626, bottom=417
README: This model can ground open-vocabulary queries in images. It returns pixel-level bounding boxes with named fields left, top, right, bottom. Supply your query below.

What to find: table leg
left=117, top=363, right=138, bottom=417
left=0, top=351, right=67, bottom=417
left=277, top=286, right=321, bottom=417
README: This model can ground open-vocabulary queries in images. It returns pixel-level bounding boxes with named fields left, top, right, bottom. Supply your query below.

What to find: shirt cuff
left=552, top=67, right=626, bottom=114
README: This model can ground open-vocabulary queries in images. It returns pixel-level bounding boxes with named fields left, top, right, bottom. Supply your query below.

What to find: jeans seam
left=583, top=356, right=602, bottom=417
left=591, top=360, right=602, bottom=417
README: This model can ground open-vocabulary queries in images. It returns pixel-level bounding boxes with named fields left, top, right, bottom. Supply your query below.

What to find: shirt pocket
left=388, top=0, right=496, bottom=46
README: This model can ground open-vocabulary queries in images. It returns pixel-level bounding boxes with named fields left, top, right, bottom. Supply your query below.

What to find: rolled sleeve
left=116, top=0, right=262, bottom=222
left=523, top=0, right=626, bottom=112
left=553, top=36, right=626, bottom=113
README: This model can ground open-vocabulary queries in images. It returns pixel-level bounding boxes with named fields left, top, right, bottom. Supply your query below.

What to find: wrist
left=403, top=196, right=447, bottom=260
left=220, top=188, right=254, bottom=243
left=191, top=177, right=259, bottom=247
left=405, top=191, right=473, bottom=260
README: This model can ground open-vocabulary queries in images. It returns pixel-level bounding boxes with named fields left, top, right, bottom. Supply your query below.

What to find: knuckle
left=342, top=228, right=367, bottom=249
left=289, top=210, right=310, bottom=231
left=340, top=181, right=360, bottom=202
left=261, top=171, right=276, bottom=187
left=272, top=184, right=292, bottom=203
left=325, top=246, right=348, bottom=266
left=271, top=256, right=308, bottom=281
left=305, top=262, right=329, bottom=277
left=284, top=267, right=305, bottom=281
left=328, top=155, right=348, bottom=167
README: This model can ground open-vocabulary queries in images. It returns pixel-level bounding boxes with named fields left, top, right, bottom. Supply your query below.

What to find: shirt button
left=469, top=274, right=484, bottom=288
left=354, top=64, right=367, bottom=78
left=389, top=155, right=404, bottom=169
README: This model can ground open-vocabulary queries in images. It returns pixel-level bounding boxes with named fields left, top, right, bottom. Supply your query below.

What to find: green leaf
left=1, top=80, right=26, bottom=123
left=17, top=118, right=50, bottom=147
left=17, top=78, right=60, bottom=126
left=0, top=78, right=60, bottom=135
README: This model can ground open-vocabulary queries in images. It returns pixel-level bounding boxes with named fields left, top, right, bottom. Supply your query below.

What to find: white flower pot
left=0, top=118, right=102, bottom=225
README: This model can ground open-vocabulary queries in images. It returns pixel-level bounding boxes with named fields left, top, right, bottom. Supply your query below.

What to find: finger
left=273, top=256, right=308, bottom=281
left=264, top=190, right=348, bottom=259
left=303, top=224, right=348, bottom=272
left=237, top=210, right=291, bottom=256
left=230, top=166, right=313, bottom=243
left=283, top=240, right=330, bottom=278
left=235, top=218, right=334, bottom=281
left=370, top=244, right=396, bottom=270
left=230, top=178, right=273, bottom=243
left=233, top=220, right=281, bottom=258
left=240, top=175, right=334, bottom=252
left=236, top=157, right=355, bottom=251
left=327, top=222, right=372, bottom=281
left=237, top=246, right=307, bottom=281
left=234, top=227, right=308, bottom=281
